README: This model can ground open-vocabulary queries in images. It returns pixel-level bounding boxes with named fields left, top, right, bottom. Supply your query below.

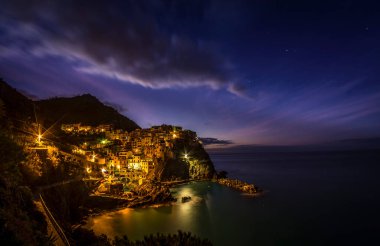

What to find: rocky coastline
left=83, top=181, right=176, bottom=217
left=85, top=178, right=259, bottom=216
left=127, top=181, right=177, bottom=207
left=216, top=178, right=259, bottom=194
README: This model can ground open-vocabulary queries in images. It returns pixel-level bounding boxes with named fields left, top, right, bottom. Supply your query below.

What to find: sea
left=85, top=149, right=380, bottom=245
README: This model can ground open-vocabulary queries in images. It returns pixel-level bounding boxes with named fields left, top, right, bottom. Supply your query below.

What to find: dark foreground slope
left=0, top=129, right=51, bottom=245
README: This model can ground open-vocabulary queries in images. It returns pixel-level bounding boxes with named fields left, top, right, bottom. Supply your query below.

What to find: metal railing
left=39, top=194, right=71, bottom=246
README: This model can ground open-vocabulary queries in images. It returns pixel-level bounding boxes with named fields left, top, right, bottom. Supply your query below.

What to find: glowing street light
left=183, top=151, right=190, bottom=160
left=101, top=168, right=107, bottom=173
left=91, top=152, right=96, bottom=162
left=36, top=134, right=42, bottom=145
left=86, top=167, right=92, bottom=173
left=36, top=123, right=44, bottom=145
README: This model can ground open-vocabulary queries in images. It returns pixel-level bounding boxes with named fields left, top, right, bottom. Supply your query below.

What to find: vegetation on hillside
left=0, top=133, right=52, bottom=245
left=36, top=94, right=140, bottom=132
left=72, top=229, right=213, bottom=246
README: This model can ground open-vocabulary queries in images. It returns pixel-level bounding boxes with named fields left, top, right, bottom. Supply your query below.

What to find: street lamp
left=183, top=150, right=189, bottom=160
left=36, top=134, right=42, bottom=145
left=101, top=168, right=107, bottom=174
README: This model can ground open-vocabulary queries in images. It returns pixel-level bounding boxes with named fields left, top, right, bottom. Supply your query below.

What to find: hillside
left=0, top=79, right=140, bottom=132
left=1, top=78, right=216, bottom=180
left=0, top=78, right=216, bottom=244
left=36, top=94, right=140, bottom=131
left=0, top=78, right=34, bottom=122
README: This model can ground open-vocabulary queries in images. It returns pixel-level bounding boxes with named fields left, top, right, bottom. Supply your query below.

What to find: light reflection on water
left=85, top=182, right=217, bottom=241
left=84, top=151, right=380, bottom=245
left=88, top=208, right=133, bottom=239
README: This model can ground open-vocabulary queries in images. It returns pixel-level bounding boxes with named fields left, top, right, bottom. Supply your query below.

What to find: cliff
left=156, top=131, right=215, bottom=181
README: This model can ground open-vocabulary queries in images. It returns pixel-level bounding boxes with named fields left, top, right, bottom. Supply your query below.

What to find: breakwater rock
left=216, top=178, right=259, bottom=194
left=128, top=182, right=176, bottom=208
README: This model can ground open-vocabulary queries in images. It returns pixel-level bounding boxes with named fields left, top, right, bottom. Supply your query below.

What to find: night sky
left=1, top=0, right=380, bottom=146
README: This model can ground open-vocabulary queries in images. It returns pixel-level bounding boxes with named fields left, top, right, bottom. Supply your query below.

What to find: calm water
left=85, top=150, right=380, bottom=245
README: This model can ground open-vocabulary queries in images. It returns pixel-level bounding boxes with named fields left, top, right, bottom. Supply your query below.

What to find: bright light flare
left=36, top=134, right=42, bottom=144
left=183, top=151, right=190, bottom=160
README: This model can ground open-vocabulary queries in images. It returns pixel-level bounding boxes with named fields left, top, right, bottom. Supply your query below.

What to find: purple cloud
left=0, top=0, right=238, bottom=92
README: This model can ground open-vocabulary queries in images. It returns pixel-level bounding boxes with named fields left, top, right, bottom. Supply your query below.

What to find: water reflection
left=152, top=205, right=172, bottom=214
left=86, top=151, right=380, bottom=245
left=85, top=182, right=217, bottom=241
left=87, top=208, right=133, bottom=239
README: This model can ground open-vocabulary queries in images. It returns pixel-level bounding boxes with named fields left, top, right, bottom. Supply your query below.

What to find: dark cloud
left=0, top=0, right=236, bottom=91
left=200, top=137, right=233, bottom=145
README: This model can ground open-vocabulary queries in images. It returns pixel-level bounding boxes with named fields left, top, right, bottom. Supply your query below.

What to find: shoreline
left=81, top=178, right=260, bottom=220
left=77, top=198, right=177, bottom=227
left=77, top=178, right=264, bottom=236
